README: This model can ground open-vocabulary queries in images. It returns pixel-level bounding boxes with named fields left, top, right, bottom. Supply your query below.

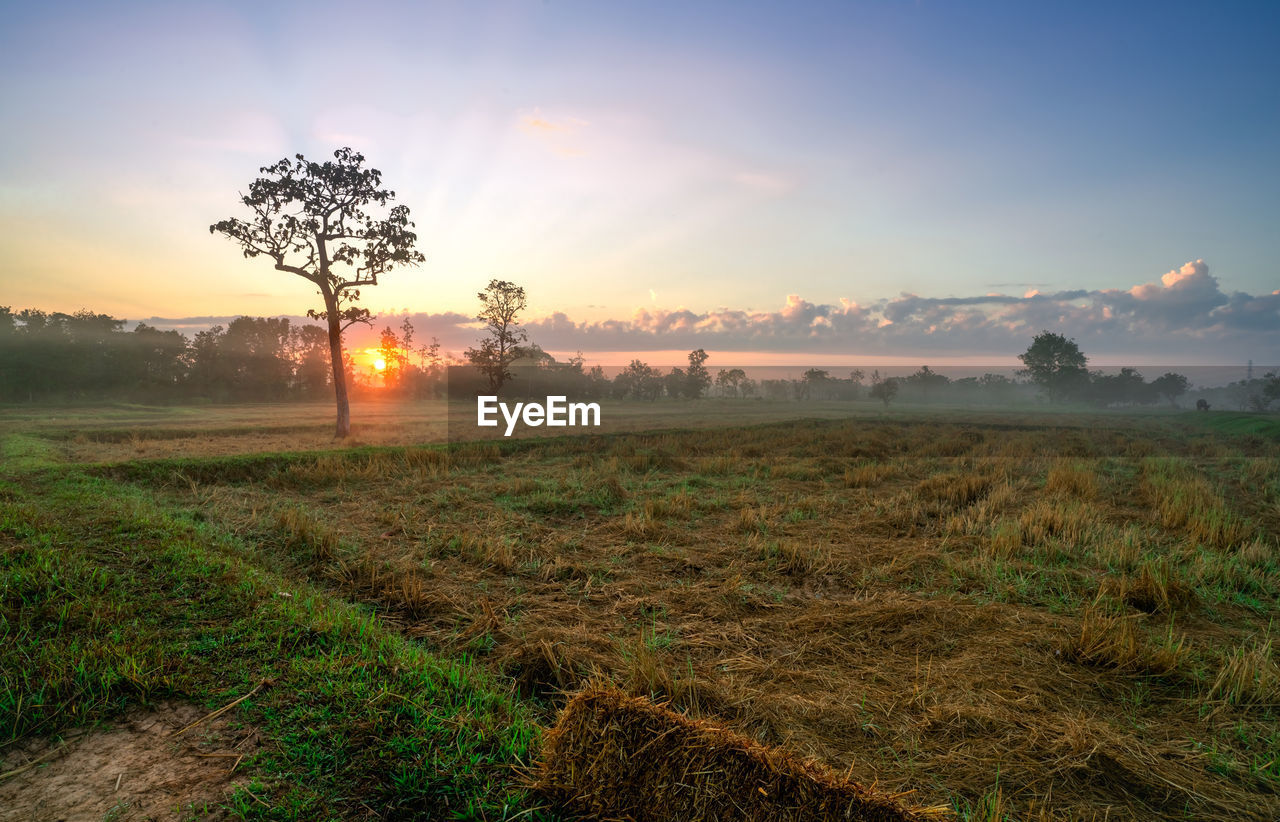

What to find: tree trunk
left=323, top=292, right=351, bottom=439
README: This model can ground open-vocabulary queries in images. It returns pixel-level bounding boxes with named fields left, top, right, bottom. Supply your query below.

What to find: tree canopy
left=1019, top=331, right=1089, bottom=401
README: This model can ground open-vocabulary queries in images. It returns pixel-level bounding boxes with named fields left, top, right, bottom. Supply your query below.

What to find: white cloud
left=142, top=261, right=1280, bottom=361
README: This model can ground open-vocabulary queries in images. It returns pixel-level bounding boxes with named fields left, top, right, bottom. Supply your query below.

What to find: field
left=3, top=400, right=1279, bottom=820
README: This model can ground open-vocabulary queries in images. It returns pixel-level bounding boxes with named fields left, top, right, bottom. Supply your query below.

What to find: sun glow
left=373, top=358, right=387, bottom=371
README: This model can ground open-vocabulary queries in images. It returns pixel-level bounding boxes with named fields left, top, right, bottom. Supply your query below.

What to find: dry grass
left=845, top=462, right=897, bottom=488
left=1045, top=460, right=1100, bottom=500
left=1060, top=601, right=1189, bottom=677
left=275, top=506, right=340, bottom=562
left=535, top=685, right=944, bottom=822
left=110, top=412, right=1280, bottom=821
left=1017, top=498, right=1099, bottom=548
left=1205, top=634, right=1280, bottom=708
left=1143, top=458, right=1257, bottom=550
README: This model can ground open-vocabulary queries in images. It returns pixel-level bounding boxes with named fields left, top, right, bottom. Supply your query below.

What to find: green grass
left=0, top=433, right=61, bottom=472
left=0, top=468, right=556, bottom=820
left=1193, top=411, right=1280, bottom=440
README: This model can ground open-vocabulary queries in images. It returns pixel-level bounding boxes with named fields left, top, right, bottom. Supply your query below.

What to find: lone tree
left=466, top=279, right=528, bottom=391
left=1019, top=330, right=1089, bottom=402
left=210, top=147, right=424, bottom=438
left=869, top=376, right=899, bottom=407
left=1151, top=372, right=1191, bottom=407
left=685, top=348, right=711, bottom=398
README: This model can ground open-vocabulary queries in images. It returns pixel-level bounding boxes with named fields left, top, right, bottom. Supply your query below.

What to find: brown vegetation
left=536, top=685, right=942, bottom=822
left=31, top=405, right=1280, bottom=819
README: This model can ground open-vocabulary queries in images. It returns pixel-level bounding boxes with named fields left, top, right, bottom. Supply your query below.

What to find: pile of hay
left=535, top=686, right=943, bottom=821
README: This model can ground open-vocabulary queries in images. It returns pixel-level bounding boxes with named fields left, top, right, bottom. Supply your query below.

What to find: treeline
left=465, top=356, right=1031, bottom=406
left=716, top=367, right=1031, bottom=406
left=4, top=307, right=1275, bottom=411
left=0, top=308, right=445, bottom=403
left=452, top=348, right=715, bottom=400
left=492, top=353, right=1274, bottom=413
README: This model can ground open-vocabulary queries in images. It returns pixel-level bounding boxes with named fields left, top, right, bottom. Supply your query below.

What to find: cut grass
left=0, top=471, right=556, bottom=820
left=5, top=407, right=1280, bottom=821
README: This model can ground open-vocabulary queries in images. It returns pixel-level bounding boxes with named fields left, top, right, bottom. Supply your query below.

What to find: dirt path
left=0, top=702, right=260, bottom=821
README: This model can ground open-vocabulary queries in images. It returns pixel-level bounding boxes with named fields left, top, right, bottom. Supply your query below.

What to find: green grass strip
left=0, top=470, right=558, bottom=820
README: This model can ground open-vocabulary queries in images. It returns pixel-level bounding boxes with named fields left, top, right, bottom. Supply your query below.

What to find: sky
left=1, top=0, right=1278, bottom=364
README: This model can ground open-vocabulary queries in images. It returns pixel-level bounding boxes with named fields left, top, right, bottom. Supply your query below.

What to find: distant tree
left=292, top=325, right=331, bottom=397
left=973, top=373, right=1017, bottom=404
left=1151, top=372, right=1191, bottom=407
left=846, top=368, right=866, bottom=399
left=127, top=323, right=188, bottom=394
left=0, top=309, right=132, bottom=400
left=584, top=364, right=611, bottom=398
left=210, top=147, right=425, bottom=437
left=803, top=368, right=830, bottom=382
left=0, top=307, right=14, bottom=398
left=376, top=325, right=406, bottom=389
left=978, top=373, right=1014, bottom=391
left=800, top=368, right=831, bottom=400
left=1091, top=367, right=1153, bottom=407
left=906, top=365, right=949, bottom=401
left=870, top=376, right=899, bottom=407
left=685, top=348, right=711, bottom=398
left=513, top=341, right=556, bottom=368
left=664, top=366, right=688, bottom=398
left=417, top=334, right=442, bottom=374
left=616, top=359, right=663, bottom=400
left=398, top=316, right=416, bottom=377
left=188, top=325, right=230, bottom=399
left=465, top=279, right=528, bottom=392
left=1019, top=331, right=1089, bottom=402
left=716, top=367, right=748, bottom=397
left=223, top=317, right=292, bottom=400
left=1265, top=372, right=1280, bottom=408
left=759, top=379, right=791, bottom=401
left=390, top=316, right=430, bottom=395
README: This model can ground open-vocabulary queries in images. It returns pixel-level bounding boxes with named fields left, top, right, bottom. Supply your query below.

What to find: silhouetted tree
left=466, top=279, right=528, bottom=392
left=1151, top=372, right=1191, bottom=407
left=1265, top=372, right=1280, bottom=408
left=224, top=317, right=292, bottom=400
left=616, top=359, right=663, bottom=400
left=685, top=348, right=711, bottom=398
left=799, top=368, right=831, bottom=400
left=210, top=147, right=425, bottom=437
left=585, top=364, right=611, bottom=398
left=1090, top=367, right=1154, bottom=407
left=665, top=366, right=688, bottom=398
left=377, top=325, right=406, bottom=390
left=1019, top=331, right=1089, bottom=402
left=716, top=368, right=748, bottom=397
left=127, top=323, right=188, bottom=397
left=291, top=325, right=331, bottom=397
left=906, top=365, right=949, bottom=401
left=870, top=375, right=899, bottom=407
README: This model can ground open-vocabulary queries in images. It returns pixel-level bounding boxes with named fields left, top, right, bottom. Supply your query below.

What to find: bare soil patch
left=0, top=701, right=259, bottom=822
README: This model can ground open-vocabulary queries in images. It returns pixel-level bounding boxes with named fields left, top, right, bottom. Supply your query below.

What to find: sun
left=373, top=358, right=387, bottom=371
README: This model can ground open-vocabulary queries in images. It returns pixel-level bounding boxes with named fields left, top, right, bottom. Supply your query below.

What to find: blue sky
left=1, top=1, right=1277, bottom=361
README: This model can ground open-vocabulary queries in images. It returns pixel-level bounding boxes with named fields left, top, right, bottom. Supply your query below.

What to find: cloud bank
left=137, top=261, right=1278, bottom=363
